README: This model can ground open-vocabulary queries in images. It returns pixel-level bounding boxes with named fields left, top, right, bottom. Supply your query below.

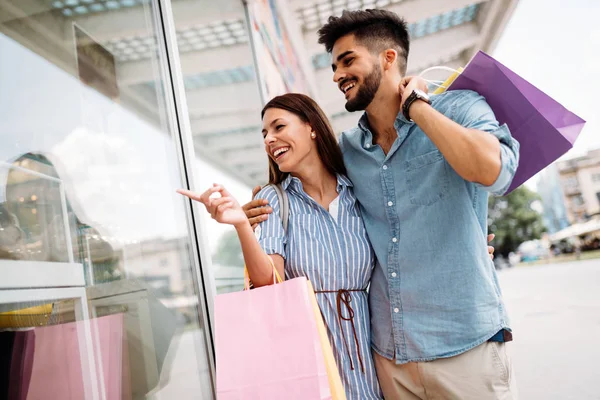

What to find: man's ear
left=383, top=49, right=398, bottom=71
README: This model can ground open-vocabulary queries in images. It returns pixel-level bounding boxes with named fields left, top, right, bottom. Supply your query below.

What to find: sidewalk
left=518, top=249, right=600, bottom=267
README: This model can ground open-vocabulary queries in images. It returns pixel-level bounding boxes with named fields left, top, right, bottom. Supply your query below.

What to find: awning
left=549, top=218, right=600, bottom=242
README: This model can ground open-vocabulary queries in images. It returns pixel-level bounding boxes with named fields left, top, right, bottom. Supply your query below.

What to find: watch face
left=414, top=89, right=429, bottom=100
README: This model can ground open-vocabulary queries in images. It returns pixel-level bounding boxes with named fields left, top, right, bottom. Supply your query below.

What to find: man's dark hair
left=318, top=9, right=410, bottom=74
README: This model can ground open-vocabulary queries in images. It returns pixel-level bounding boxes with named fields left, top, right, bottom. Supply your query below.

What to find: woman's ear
left=306, top=122, right=316, bottom=138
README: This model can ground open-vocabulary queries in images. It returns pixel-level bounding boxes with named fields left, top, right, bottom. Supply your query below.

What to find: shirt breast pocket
left=404, top=150, right=449, bottom=206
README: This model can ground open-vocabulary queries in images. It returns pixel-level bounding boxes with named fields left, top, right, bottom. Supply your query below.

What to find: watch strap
left=402, top=90, right=431, bottom=121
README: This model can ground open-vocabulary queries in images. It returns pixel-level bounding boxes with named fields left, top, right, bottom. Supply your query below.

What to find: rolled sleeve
left=255, top=186, right=287, bottom=259
left=480, top=124, right=520, bottom=195
left=455, top=91, right=520, bottom=196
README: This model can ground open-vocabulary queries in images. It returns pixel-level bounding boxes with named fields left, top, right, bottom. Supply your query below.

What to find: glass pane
left=170, top=0, right=264, bottom=294
left=0, top=2, right=213, bottom=399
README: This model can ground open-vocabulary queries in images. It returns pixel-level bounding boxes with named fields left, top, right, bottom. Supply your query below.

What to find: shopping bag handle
left=243, top=257, right=283, bottom=290
left=418, top=66, right=462, bottom=89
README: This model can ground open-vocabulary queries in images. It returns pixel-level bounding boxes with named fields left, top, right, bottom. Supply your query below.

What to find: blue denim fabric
left=339, top=90, right=520, bottom=363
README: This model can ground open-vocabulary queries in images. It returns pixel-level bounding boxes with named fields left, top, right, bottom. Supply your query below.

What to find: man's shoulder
left=431, top=89, right=484, bottom=108
left=339, top=126, right=363, bottom=152
left=430, top=89, right=486, bottom=119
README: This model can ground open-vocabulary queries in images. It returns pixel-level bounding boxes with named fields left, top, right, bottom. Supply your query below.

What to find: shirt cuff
left=480, top=125, right=518, bottom=195
left=480, top=146, right=515, bottom=195
left=260, top=237, right=286, bottom=260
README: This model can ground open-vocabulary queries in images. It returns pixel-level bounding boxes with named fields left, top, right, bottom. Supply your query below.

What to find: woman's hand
left=177, top=184, right=248, bottom=227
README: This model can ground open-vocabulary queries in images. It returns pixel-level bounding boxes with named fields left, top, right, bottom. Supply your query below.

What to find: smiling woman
left=179, top=92, right=384, bottom=399
left=260, top=93, right=346, bottom=185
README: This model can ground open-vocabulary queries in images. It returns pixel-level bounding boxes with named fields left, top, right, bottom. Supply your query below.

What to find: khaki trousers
left=374, top=342, right=518, bottom=399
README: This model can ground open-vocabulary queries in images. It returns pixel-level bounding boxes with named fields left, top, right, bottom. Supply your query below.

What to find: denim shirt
left=339, top=90, right=520, bottom=364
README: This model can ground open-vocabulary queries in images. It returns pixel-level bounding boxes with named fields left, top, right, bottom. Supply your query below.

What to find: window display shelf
left=0, top=260, right=85, bottom=290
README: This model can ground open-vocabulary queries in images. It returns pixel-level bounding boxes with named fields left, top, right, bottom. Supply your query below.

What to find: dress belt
left=314, top=288, right=366, bottom=373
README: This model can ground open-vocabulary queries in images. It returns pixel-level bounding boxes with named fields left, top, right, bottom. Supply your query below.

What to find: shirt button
left=392, top=237, right=398, bottom=243
left=365, top=143, right=371, bottom=149
left=391, top=272, right=397, bottom=278
left=388, top=201, right=393, bottom=207
left=383, top=165, right=388, bottom=170
left=394, top=308, right=400, bottom=313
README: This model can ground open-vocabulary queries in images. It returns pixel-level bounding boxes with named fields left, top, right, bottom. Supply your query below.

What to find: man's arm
left=400, top=77, right=518, bottom=190
left=409, top=100, right=501, bottom=186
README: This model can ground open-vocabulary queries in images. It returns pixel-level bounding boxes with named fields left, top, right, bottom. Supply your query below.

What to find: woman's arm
left=177, top=184, right=283, bottom=287
left=235, top=221, right=284, bottom=287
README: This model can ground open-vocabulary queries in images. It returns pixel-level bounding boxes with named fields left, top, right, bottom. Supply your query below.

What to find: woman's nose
left=264, top=132, right=276, bottom=145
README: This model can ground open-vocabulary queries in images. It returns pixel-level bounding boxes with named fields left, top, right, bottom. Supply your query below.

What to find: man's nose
left=333, top=68, right=345, bottom=84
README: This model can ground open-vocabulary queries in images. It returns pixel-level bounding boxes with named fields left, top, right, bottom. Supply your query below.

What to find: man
left=245, top=9, right=519, bottom=399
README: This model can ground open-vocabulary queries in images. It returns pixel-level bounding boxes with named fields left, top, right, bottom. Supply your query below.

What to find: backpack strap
left=270, top=183, right=289, bottom=233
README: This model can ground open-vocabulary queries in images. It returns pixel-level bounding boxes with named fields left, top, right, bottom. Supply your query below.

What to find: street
left=499, top=258, right=600, bottom=399
left=149, top=259, right=600, bottom=399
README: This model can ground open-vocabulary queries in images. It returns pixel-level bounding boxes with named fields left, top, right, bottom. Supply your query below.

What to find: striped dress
left=255, top=174, right=382, bottom=399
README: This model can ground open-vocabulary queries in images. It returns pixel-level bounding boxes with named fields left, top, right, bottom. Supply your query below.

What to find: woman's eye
left=276, top=125, right=284, bottom=130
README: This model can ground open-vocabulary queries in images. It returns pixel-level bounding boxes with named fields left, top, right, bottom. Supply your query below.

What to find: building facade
left=537, top=164, right=571, bottom=234
left=556, top=149, right=600, bottom=224
left=0, top=0, right=516, bottom=398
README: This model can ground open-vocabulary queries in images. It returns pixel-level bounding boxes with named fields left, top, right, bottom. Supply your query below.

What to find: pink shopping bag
left=26, top=313, right=129, bottom=400
left=215, top=276, right=331, bottom=399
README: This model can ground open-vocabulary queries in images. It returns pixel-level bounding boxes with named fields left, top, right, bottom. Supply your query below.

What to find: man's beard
left=345, top=65, right=383, bottom=112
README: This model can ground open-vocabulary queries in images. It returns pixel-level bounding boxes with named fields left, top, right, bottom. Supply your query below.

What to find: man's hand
left=241, top=185, right=273, bottom=230
left=488, top=234, right=495, bottom=260
left=398, top=76, right=429, bottom=115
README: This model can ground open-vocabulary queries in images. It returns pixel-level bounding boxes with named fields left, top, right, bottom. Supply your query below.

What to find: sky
left=492, top=0, right=599, bottom=163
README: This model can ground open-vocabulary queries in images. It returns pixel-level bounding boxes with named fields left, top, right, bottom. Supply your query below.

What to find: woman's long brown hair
left=261, top=93, right=346, bottom=185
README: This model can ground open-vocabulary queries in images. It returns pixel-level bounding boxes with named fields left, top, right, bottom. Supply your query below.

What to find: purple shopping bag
left=448, top=51, right=586, bottom=193
left=215, top=276, right=331, bottom=399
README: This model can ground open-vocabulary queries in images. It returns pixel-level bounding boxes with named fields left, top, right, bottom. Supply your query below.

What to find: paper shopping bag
left=215, top=275, right=332, bottom=399
left=424, top=51, right=586, bottom=193
left=306, top=280, right=346, bottom=400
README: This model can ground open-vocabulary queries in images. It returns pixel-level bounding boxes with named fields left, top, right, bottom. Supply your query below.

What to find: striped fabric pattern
left=255, top=174, right=382, bottom=400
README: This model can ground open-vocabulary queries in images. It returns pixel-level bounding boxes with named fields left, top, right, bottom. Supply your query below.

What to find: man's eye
left=345, top=58, right=354, bottom=66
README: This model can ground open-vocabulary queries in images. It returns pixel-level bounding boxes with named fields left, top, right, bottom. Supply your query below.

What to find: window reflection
left=0, top=0, right=214, bottom=397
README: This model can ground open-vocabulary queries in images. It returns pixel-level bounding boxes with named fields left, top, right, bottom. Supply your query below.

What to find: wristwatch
left=402, top=88, right=431, bottom=121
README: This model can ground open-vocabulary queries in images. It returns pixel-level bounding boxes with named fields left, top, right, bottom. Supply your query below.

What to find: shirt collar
left=358, top=110, right=413, bottom=130
left=358, top=112, right=370, bottom=132
left=337, top=174, right=353, bottom=189
left=395, top=110, right=413, bottom=126
left=281, top=174, right=295, bottom=191
left=358, top=111, right=413, bottom=149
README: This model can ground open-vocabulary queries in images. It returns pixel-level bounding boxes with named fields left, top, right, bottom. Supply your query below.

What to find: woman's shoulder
left=256, top=184, right=281, bottom=210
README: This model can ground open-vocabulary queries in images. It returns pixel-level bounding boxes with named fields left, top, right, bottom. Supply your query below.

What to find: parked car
left=517, top=240, right=548, bottom=262
left=493, top=255, right=512, bottom=270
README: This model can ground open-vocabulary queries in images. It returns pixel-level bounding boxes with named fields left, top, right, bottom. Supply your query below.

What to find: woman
left=179, top=93, right=383, bottom=399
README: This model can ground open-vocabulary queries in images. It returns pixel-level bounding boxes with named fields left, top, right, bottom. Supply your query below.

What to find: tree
left=488, top=186, right=546, bottom=257
left=212, top=230, right=244, bottom=267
